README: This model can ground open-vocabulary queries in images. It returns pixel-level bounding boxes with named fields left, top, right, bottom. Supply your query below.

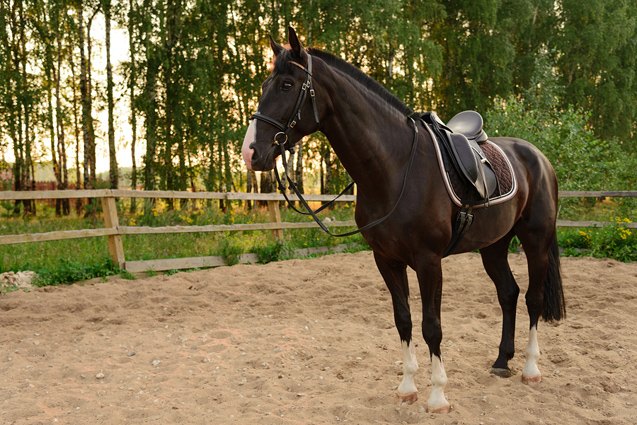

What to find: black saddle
left=419, top=110, right=497, bottom=205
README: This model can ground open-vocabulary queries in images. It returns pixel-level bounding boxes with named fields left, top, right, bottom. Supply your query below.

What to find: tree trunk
left=104, top=0, right=118, bottom=189
left=78, top=2, right=91, bottom=190
left=129, top=0, right=138, bottom=212
left=86, top=6, right=99, bottom=190
left=19, top=0, right=34, bottom=215
left=142, top=0, right=158, bottom=195
left=294, top=144, right=304, bottom=194
left=246, top=169, right=257, bottom=210
left=55, top=8, right=69, bottom=215
left=70, top=48, right=83, bottom=214
left=260, top=171, right=275, bottom=196
left=43, top=27, right=61, bottom=214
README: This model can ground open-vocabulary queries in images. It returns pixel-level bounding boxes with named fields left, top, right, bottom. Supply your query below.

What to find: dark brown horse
left=242, top=27, right=565, bottom=413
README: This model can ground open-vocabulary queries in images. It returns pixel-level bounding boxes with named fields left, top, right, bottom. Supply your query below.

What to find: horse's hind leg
left=373, top=252, right=418, bottom=404
left=479, top=232, right=520, bottom=377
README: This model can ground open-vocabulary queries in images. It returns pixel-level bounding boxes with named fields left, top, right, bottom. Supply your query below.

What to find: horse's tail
left=542, top=231, right=566, bottom=321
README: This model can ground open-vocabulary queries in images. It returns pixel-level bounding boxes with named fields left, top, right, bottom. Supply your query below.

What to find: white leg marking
left=397, top=341, right=418, bottom=398
left=427, top=355, right=450, bottom=413
left=522, top=325, right=542, bottom=383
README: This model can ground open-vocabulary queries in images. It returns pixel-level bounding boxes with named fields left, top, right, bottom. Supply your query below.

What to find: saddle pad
left=424, top=123, right=517, bottom=208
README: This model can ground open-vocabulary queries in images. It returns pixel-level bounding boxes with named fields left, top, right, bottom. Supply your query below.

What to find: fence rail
left=0, top=189, right=357, bottom=272
left=0, top=189, right=635, bottom=272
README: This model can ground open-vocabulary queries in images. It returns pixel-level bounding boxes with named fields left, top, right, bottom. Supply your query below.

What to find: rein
left=274, top=117, right=419, bottom=237
left=252, top=53, right=420, bottom=237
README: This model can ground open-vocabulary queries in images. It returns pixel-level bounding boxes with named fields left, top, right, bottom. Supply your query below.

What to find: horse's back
left=488, top=137, right=559, bottom=229
left=488, top=137, right=558, bottom=190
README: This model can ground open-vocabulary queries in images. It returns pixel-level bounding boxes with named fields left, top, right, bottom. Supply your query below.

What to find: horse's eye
left=282, top=81, right=293, bottom=91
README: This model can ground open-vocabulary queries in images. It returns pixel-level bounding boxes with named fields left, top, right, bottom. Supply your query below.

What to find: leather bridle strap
left=250, top=54, right=319, bottom=146
left=274, top=153, right=355, bottom=218
left=274, top=117, right=420, bottom=237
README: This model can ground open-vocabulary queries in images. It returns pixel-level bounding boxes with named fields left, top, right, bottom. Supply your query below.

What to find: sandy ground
left=1, top=251, right=636, bottom=425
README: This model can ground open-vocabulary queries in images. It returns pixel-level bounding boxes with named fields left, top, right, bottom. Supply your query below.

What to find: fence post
left=101, top=195, right=126, bottom=269
left=267, top=199, right=284, bottom=240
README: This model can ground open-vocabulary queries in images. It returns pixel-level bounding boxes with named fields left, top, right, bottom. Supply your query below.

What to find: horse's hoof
left=491, top=367, right=514, bottom=378
left=521, top=374, right=542, bottom=384
left=426, top=403, right=451, bottom=414
left=397, top=392, right=418, bottom=405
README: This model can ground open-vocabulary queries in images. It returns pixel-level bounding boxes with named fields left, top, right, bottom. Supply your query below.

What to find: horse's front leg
left=416, top=256, right=451, bottom=413
left=373, top=252, right=419, bottom=404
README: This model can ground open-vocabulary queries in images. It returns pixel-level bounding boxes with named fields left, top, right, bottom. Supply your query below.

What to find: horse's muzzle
left=241, top=120, right=282, bottom=171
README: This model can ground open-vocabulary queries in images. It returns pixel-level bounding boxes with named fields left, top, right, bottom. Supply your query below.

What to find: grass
left=1, top=197, right=634, bottom=287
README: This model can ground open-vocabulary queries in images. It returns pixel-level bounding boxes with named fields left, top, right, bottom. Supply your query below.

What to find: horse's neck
left=320, top=83, right=414, bottom=199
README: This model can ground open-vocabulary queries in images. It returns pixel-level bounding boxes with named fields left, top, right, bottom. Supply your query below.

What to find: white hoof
left=397, top=392, right=418, bottom=405
left=522, top=374, right=542, bottom=384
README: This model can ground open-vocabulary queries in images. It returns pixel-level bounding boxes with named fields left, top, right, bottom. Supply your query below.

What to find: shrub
left=557, top=219, right=637, bottom=262
left=219, top=237, right=243, bottom=266
left=34, top=258, right=118, bottom=286
left=589, top=218, right=637, bottom=262
left=254, top=241, right=288, bottom=264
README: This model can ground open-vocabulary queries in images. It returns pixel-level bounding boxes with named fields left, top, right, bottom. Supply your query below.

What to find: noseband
left=250, top=54, right=320, bottom=149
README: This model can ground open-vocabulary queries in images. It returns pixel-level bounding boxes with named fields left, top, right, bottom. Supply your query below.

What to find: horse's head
left=242, top=27, right=323, bottom=171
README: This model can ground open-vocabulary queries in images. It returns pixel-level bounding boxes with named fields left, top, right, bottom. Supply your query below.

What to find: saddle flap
left=448, top=133, right=497, bottom=200
left=449, top=133, right=480, bottom=184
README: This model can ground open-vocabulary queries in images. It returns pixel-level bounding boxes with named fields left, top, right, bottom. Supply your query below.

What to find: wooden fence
left=0, top=189, right=356, bottom=272
left=0, top=189, right=635, bottom=273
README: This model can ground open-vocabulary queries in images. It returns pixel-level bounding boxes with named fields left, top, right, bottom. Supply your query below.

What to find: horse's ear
left=269, top=35, right=284, bottom=56
left=288, top=26, right=303, bottom=58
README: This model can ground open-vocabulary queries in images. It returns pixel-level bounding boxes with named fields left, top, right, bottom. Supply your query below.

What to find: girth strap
left=443, top=206, right=474, bottom=257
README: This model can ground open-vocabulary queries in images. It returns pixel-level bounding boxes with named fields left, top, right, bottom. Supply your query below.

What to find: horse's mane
left=307, top=48, right=413, bottom=117
left=271, top=47, right=411, bottom=117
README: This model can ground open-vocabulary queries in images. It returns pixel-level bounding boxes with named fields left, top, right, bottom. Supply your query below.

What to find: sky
left=92, top=16, right=139, bottom=173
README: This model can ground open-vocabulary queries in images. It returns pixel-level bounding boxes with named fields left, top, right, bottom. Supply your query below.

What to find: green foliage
left=431, top=0, right=518, bottom=116
left=119, top=269, right=136, bottom=280
left=1, top=0, right=637, bottom=200
left=33, top=258, right=118, bottom=286
left=254, top=241, right=289, bottom=264
left=589, top=219, right=637, bottom=262
left=486, top=54, right=637, bottom=191
left=558, top=228, right=593, bottom=253
left=556, top=0, right=637, bottom=142
left=508, top=236, right=521, bottom=253
left=558, top=219, right=637, bottom=262
left=219, top=236, right=244, bottom=266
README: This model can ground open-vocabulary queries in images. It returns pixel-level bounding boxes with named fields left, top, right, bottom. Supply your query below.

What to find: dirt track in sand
left=1, top=251, right=636, bottom=424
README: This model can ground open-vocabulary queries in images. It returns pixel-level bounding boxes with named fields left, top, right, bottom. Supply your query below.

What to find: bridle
left=250, top=54, right=320, bottom=150
left=250, top=53, right=420, bottom=237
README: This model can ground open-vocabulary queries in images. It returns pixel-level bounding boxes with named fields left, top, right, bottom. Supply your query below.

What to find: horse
left=242, top=27, right=565, bottom=413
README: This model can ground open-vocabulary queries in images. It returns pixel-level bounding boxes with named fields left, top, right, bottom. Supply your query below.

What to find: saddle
left=419, top=110, right=497, bottom=206
left=415, top=110, right=517, bottom=256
